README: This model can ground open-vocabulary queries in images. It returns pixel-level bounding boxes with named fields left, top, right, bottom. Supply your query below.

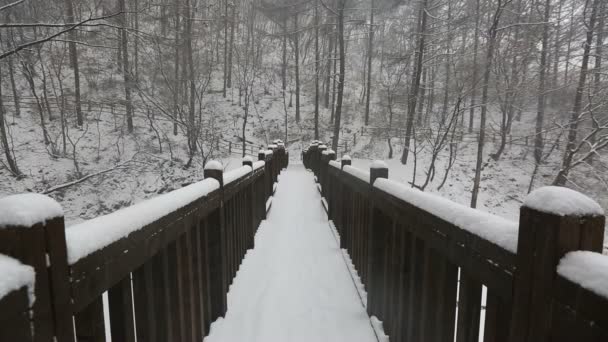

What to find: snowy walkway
left=205, top=165, right=378, bottom=342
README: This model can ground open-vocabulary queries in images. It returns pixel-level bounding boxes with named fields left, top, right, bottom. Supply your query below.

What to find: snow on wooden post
left=508, top=186, right=605, bottom=342
left=317, top=145, right=327, bottom=178
left=370, top=160, right=389, bottom=185
left=320, top=150, right=329, bottom=192
left=308, top=144, right=319, bottom=172
left=204, top=160, right=224, bottom=188
left=258, top=150, right=265, bottom=162
left=203, top=160, right=228, bottom=318
left=341, top=155, right=351, bottom=169
left=0, top=194, right=74, bottom=342
left=242, top=156, right=253, bottom=168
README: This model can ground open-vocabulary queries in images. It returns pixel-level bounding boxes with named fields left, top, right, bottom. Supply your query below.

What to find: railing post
left=0, top=194, right=73, bottom=342
left=367, top=161, right=389, bottom=318
left=308, top=144, right=318, bottom=173
left=335, top=155, right=351, bottom=241
left=320, top=151, right=329, bottom=191
left=370, top=160, right=388, bottom=185
left=203, top=160, right=227, bottom=319
left=243, top=157, right=255, bottom=249
left=325, top=150, right=336, bottom=199
left=317, top=145, right=327, bottom=178
left=508, top=187, right=605, bottom=342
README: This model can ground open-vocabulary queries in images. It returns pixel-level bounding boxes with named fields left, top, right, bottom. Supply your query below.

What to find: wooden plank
left=44, top=217, right=74, bottom=342
left=205, top=209, right=226, bottom=320
left=181, top=229, right=197, bottom=342
left=456, top=272, right=482, bottom=342
left=192, top=221, right=206, bottom=338
left=150, top=253, right=169, bottom=342
left=484, top=292, right=510, bottom=342
left=393, top=228, right=412, bottom=342
left=108, top=276, right=136, bottom=342
left=550, top=301, right=608, bottom=342
left=405, top=237, right=425, bottom=342
left=0, top=287, right=33, bottom=342
left=132, top=261, right=155, bottom=342
left=553, top=274, right=608, bottom=331
left=164, top=242, right=182, bottom=342
left=75, top=296, right=106, bottom=342
left=437, top=259, right=458, bottom=342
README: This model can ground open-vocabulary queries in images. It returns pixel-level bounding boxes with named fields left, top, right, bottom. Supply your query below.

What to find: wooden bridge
left=1, top=141, right=607, bottom=342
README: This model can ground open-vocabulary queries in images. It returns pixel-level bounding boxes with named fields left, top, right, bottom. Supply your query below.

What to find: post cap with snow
left=341, top=155, right=351, bottom=161
left=204, top=160, right=223, bottom=171
left=0, top=193, right=64, bottom=228
left=523, top=186, right=604, bottom=217
left=371, top=160, right=388, bottom=169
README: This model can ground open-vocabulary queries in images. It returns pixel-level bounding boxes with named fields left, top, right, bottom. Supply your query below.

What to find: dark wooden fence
left=304, top=144, right=608, bottom=342
left=0, top=145, right=288, bottom=341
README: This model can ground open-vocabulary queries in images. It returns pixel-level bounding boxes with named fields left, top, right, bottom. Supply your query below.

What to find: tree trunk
left=534, top=0, right=551, bottom=166
left=331, top=0, right=346, bottom=151
left=7, top=56, right=20, bottom=117
left=590, top=0, right=605, bottom=164
left=364, top=0, right=374, bottom=126
left=468, top=0, right=480, bottom=133
left=470, top=0, right=505, bottom=208
left=185, top=0, right=197, bottom=155
left=400, top=0, right=428, bottom=164
left=227, top=4, right=236, bottom=88
left=554, top=0, right=601, bottom=185
left=65, top=0, right=83, bottom=126
left=173, top=0, right=181, bottom=136
left=282, top=17, right=287, bottom=93
left=294, top=13, right=301, bottom=123
left=314, top=1, right=320, bottom=139
left=119, top=0, right=134, bottom=132
left=331, top=32, right=337, bottom=123
left=0, top=68, right=19, bottom=176
left=223, top=0, right=229, bottom=98
left=440, top=1, right=452, bottom=125
left=325, top=27, right=333, bottom=109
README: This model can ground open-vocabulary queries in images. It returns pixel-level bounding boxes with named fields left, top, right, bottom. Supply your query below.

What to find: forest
left=0, top=0, right=606, bottom=236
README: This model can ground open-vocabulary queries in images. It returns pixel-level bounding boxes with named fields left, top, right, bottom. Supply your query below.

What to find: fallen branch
left=43, top=158, right=133, bottom=194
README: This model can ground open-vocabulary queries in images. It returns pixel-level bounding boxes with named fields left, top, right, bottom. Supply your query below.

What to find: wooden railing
left=304, top=143, right=608, bottom=342
left=0, top=145, right=288, bottom=341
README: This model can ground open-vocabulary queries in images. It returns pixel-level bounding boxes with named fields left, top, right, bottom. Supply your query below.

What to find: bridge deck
left=205, top=165, right=377, bottom=342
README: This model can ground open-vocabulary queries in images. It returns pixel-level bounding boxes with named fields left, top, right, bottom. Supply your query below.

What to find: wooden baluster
left=456, top=273, right=482, bottom=342
left=109, top=275, right=136, bottom=342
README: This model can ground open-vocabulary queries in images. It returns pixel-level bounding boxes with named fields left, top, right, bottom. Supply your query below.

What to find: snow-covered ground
left=204, top=166, right=378, bottom=342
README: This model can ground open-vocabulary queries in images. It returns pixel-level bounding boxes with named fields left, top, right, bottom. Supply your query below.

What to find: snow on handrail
left=253, top=161, right=265, bottom=170
left=343, top=165, right=370, bottom=183
left=374, top=178, right=518, bottom=253
left=0, top=254, right=35, bottom=305
left=65, top=178, right=220, bottom=264
left=224, top=165, right=253, bottom=185
left=0, top=193, right=63, bottom=228
left=329, top=160, right=341, bottom=169
left=558, top=251, right=608, bottom=299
